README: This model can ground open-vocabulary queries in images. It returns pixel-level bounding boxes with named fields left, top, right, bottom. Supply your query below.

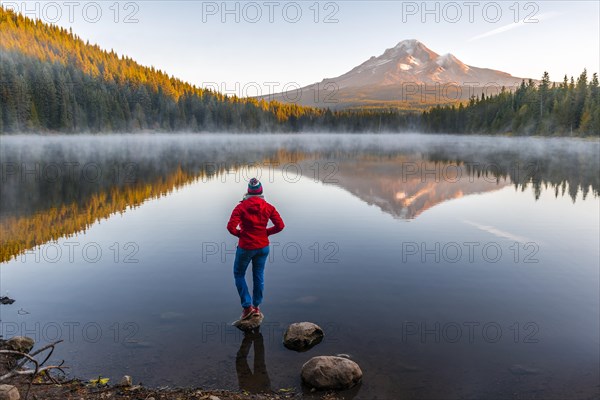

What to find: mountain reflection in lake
left=0, top=134, right=598, bottom=399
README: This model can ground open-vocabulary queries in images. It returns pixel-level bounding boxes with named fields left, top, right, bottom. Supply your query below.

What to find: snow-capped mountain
left=333, top=39, right=518, bottom=88
left=262, top=39, right=527, bottom=109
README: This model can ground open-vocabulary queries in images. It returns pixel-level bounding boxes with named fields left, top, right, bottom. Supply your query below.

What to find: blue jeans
left=233, top=246, right=270, bottom=308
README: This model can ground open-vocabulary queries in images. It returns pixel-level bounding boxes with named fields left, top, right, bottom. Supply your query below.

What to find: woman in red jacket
left=227, top=178, right=285, bottom=320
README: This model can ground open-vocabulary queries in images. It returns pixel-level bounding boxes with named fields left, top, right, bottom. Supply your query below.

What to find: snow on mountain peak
left=437, top=53, right=452, bottom=60
left=436, top=53, right=470, bottom=71
left=436, top=53, right=452, bottom=65
left=407, top=55, right=421, bottom=65
left=394, top=39, right=420, bottom=49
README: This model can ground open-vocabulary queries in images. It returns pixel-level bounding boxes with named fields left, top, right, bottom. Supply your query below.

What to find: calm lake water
left=1, top=134, right=599, bottom=399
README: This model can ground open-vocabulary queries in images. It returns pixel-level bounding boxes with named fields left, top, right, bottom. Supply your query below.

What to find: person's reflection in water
left=236, top=328, right=271, bottom=393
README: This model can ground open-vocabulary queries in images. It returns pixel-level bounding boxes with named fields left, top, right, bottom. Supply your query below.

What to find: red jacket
left=227, top=196, right=285, bottom=250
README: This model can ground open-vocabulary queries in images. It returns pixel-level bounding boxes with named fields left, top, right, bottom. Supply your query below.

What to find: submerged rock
left=232, top=313, right=264, bottom=331
left=0, top=384, right=20, bottom=400
left=398, top=363, right=423, bottom=372
left=294, top=295, right=318, bottom=304
left=283, top=322, right=324, bottom=352
left=159, top=312, right=184, bottom=320
left=121, top=340, right=154, bottom=349
left=509, top=364, right=540, bottom=375
left=301, top=356, right=362, bottom=390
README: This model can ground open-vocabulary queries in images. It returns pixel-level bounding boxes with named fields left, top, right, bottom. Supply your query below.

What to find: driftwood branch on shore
left=0, top=340, right=66, bottom=399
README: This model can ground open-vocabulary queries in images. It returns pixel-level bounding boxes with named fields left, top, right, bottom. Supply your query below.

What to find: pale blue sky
left=6, top=1, right=599, bottom=96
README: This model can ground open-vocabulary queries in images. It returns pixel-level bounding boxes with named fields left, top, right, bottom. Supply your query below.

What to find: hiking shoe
left=240, top=307, right=254, bottom=320
left=252, top=306, right=261, bottom=316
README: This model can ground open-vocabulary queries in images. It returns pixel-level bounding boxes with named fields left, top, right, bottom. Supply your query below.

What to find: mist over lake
left=1, top=133, right=598, bottom=399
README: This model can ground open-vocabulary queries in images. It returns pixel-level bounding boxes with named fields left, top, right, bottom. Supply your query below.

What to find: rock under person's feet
left=233, top=312, right=264, bottom=331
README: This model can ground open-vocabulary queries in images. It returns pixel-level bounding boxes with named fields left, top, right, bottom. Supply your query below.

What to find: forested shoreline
left=422, top=71, right=599, bottom=136
left=1, top=8, right=598, bottom=136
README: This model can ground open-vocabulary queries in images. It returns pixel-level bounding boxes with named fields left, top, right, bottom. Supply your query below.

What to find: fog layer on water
left=2, top=132, right=598, bottom=217
left=2, top=132, right=599, bottom=160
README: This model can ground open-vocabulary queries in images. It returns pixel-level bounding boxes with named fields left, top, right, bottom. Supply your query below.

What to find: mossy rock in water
left=232, top=313, right=264, bottom=331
